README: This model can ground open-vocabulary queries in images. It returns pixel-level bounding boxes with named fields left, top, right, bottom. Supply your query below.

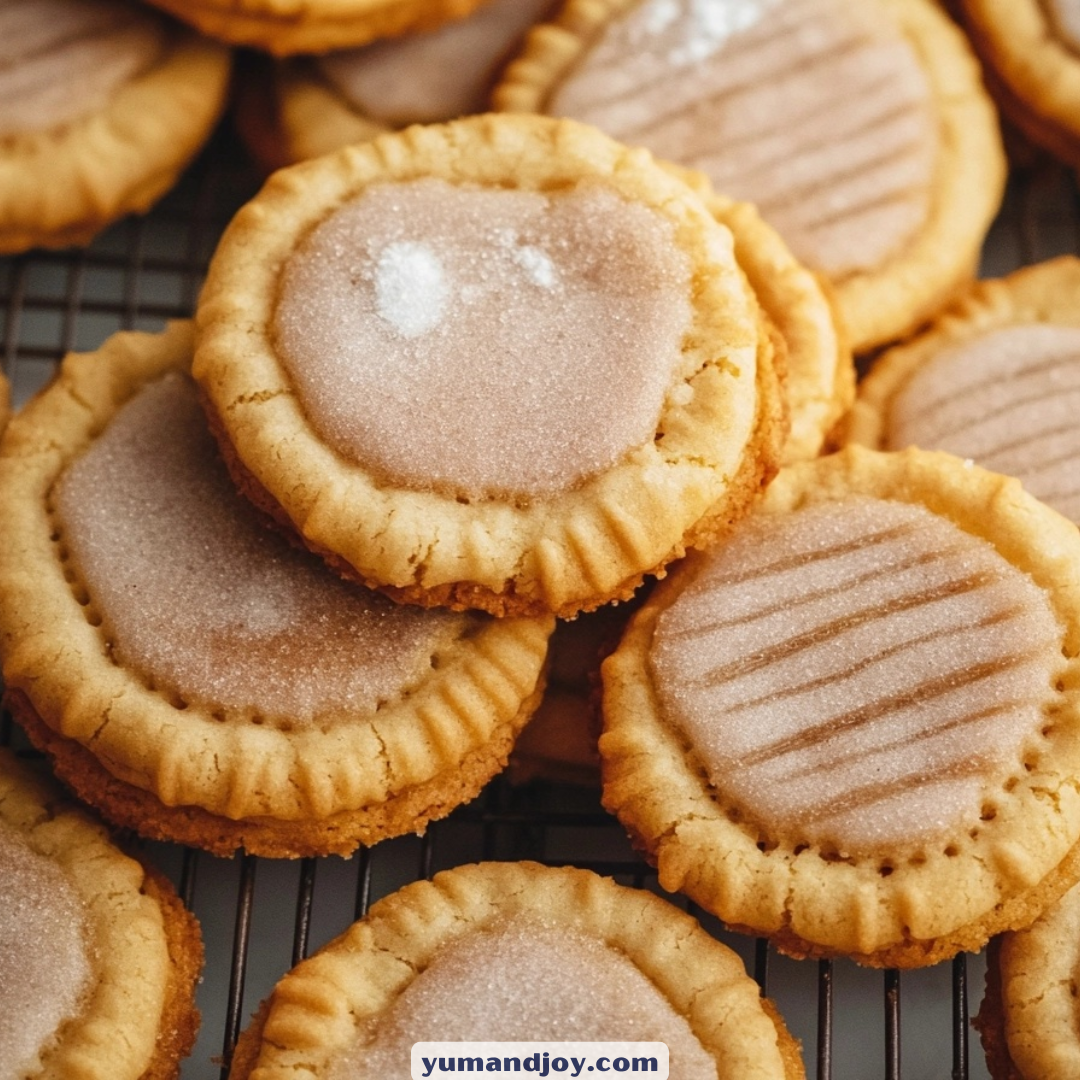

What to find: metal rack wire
left=4, top=123, right=1077, bottom=1080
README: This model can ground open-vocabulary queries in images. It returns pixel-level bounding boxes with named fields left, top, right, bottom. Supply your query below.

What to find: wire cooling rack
left=3, top=121, right=1079, bottom=1080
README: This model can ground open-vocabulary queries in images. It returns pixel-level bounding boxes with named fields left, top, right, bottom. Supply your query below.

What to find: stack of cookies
left=9, top=0, right=1080, bottom=1075
left=0, top=109, right=809, bottom=861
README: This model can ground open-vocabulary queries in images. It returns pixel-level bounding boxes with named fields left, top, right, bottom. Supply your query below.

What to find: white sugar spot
left=667, top=0, right=776, bottom=66
left=375, top=240, right=448, bottom=338
left=641, top=0, right=679, bottom=35
left=514, top=244, right=557, bottom=289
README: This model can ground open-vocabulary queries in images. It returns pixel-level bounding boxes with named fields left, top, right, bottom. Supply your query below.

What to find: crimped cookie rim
left=958, top=0, right=1080, bottom=150
left=233, top=861, right=802, bottom=1079
left=991, top=879, right=1080, bottom=1080
left=0, top=323, right=553, bottom=824
left=844, top=255, right=1080, bottom=451
left=142, top=0, right=502, bottom=55
left=0, top=26, right=231, bottom=253
left=700, top=187, right=851, bottom=464
left=193, top=112, right=768, bottom=616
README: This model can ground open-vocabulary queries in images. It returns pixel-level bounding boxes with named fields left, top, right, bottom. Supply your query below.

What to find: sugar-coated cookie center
left=546, top=0, right=938, bottom=279
left=0, top=0, right=165, bottom=138
left=886, top=325, right=1080, bottom=525
left=274, top=178, right=693, bottom=500
left=1045, top=0, right=1080, bottom=53
left=0, top=821, right=92, bottom=1079
left=323, top=922, right=718, bottom=1079
left=54, top=373, right=469, bottom=724
left=317, top=0, right=555, bottom=126
left=650, top=496, right=1064, bottom=857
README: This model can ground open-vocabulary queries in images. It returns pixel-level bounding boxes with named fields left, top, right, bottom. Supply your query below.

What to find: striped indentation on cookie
left=547, top=0, right=937, bottom=278
left=0, top=0, right=165, bottom=139
left=886, top=325, right=1080, bottom=525
left=649, top=496, right=1064, bottom=856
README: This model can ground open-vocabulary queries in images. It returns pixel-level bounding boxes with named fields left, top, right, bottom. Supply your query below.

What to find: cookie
left=0, top=0, right=231, bottom=255
left=236, top=88, right=845, bottom=465
left=246, top=0, right=558, bottom=166
left=0, top=747, right=202, bottom=1080
left=495, top=0, right=1006, bottom=354
left=0, top=323, right=553, bottom=858
left=842, top=257, right=1080, bottom=524
left=227, top=861, right=805, bottom=1080
left=194, top=113, right=786, bottom=619
left=954, top=0, right=1080, bottom=169
left=601, top=445, right=1080, bottom=967
left=140, top=0, right=494, bottom=56
left=975, top=881, right=1080, bottom=1079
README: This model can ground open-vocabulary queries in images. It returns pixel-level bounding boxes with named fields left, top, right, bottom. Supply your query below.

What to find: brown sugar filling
left=52, top=373, right=470, bottom=726
left=886, top=325, right=1080, bottom=525
left=273, top=178, right=693, bottom=501
left=322, top=922, right=718, bottom=1079
left=316, top=0, right=555, bottom=126
left=0, top=0, right=166, bottom=138
left=0, top=821, right=92, bottom=1077
left=649, top=496, right=1064, bottom=857
left=546, top=0, right=937, bottom=279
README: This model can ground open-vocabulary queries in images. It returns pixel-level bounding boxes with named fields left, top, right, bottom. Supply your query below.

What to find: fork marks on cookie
left=650, top=496, right=1063, bottom=855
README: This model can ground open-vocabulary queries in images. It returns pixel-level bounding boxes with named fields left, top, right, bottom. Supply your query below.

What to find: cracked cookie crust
left=193, top=113, right=784, bottom=619
left=0, top=323, right=553, bottom=858
left=600, top=445, right=1080, bottom=967
left=227, top=862, right=805, bottom=1080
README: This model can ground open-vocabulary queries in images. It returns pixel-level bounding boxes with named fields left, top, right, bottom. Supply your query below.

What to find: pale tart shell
left=193, top=113, right=784, bottom=618
left=0, top=27, right=230, bottom=255
left=0, top=323, right=553, bottom=857
left=494, top=0, right=1006, bottom=354
left=227, top=862, right=805, bottom=1080
left=0, top=748, right=202, bottom=1080
left=841, top=256, right=1080, bottom=452
left=600, top=445, right=1080, bottom=967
